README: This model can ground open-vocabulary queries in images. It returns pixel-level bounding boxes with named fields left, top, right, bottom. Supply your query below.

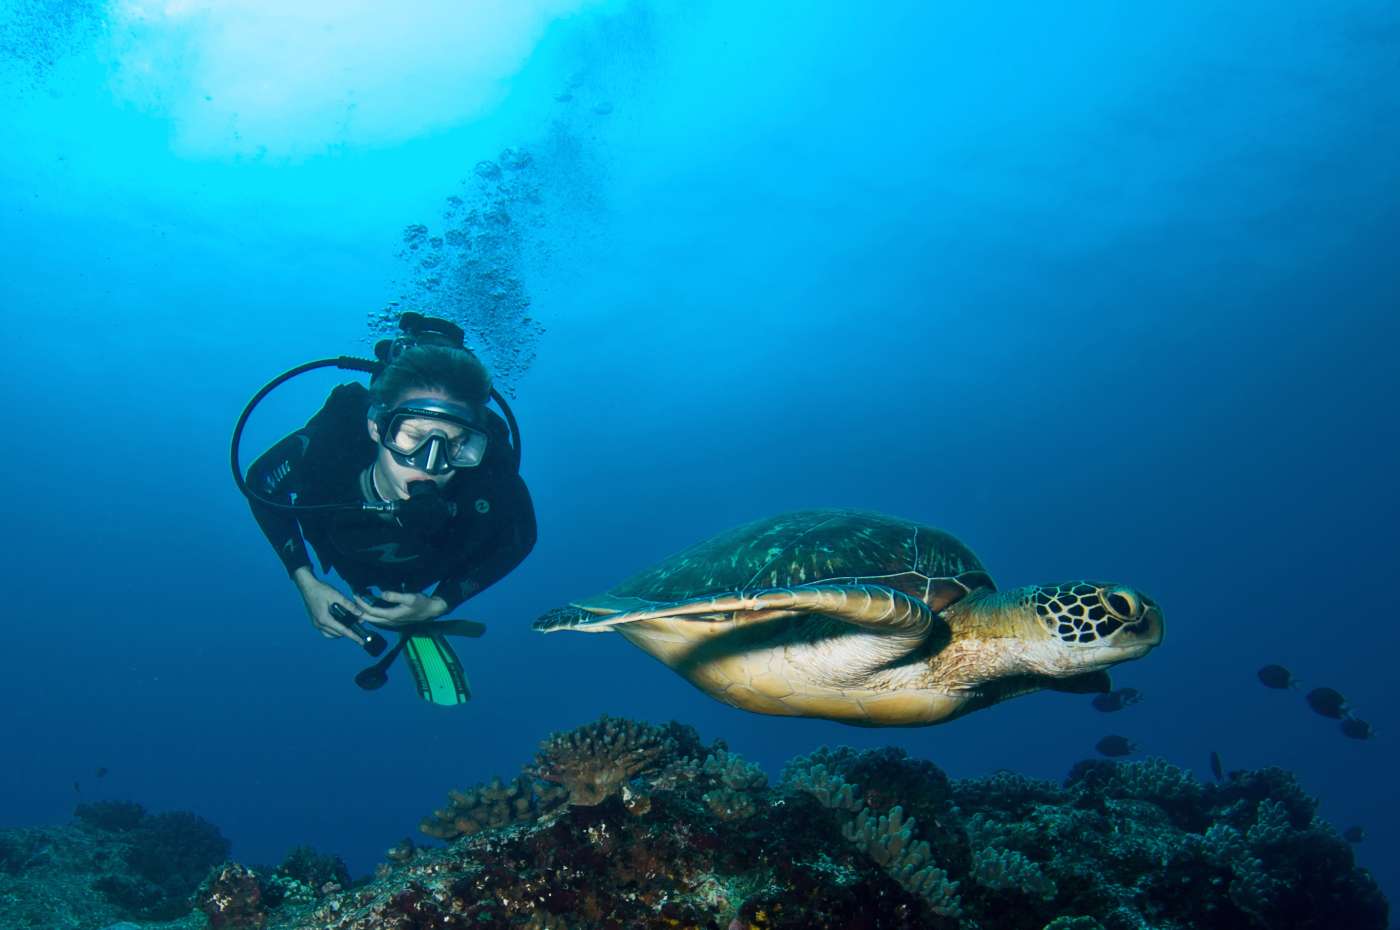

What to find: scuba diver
left=231, top=313, right=536, bottom=704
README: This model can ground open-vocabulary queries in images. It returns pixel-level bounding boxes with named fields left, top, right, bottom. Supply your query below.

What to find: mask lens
left=386, top=417, right=445, bottom=453
left=444, top=430, right=487, bottom=467
left=384, top=413, right=487, bottom=470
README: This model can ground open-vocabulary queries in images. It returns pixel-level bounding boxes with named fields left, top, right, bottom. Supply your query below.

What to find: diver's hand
left=292, top=569, right=367, bottom=643
left=353, top=590, right=449, bottom=626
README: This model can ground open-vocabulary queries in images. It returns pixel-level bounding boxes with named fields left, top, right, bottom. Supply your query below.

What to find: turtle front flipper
left=534, top=605, right=626, bottom=632
left=538, top=583, right=945, bottom=639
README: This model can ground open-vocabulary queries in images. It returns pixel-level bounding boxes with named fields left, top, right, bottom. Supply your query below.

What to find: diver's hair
left=370, top=345, right=492, bottom=408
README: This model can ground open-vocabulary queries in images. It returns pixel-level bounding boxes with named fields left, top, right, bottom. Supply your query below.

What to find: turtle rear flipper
left=540, top=584, right=946, bottom=639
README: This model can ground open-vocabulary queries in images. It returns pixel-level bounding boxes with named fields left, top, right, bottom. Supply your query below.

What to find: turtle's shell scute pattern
left=609, top=509, right=989, bottom=603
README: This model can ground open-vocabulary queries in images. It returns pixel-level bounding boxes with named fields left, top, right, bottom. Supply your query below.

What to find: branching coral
left=1112, top=757, right=1205, bottom=807
left=970, top=845, right=1057, bottom=901
left=1187, top=793, right=1368, bottom=925
left=703, top=750, right=768, bottom=791
left=1245, top=798, right=1292, bottom=848
left=1067, top=757, right=1205, bottom=829
left=841, top=805, right=962, bottom=918
left=699, top=750, right=766, bottom=821
left=1216, top=766, right=1317, bottom=828
left=1042, top=918, right=1104, bottom=930
left=780, top=760, right=862, bottom=812
left=951, top=770, right=1065, bottom=818
left=1228, top=852, right=1287, bottom=922
left=647, top=757, right=702, bottom=792
left=527, top=715, right=678, bottom=806
left=704, top=788, right=758, bottom=822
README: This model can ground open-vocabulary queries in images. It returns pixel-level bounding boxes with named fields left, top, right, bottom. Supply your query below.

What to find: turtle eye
left=1104, top=588, right=1140, bottom=620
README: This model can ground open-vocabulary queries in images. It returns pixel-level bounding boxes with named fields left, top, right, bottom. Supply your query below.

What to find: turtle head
left=1017, top=581, right=1164, bottom=673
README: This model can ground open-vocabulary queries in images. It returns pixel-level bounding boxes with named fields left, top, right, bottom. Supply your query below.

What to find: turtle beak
left=1111, top=598, right=1164, bottom=656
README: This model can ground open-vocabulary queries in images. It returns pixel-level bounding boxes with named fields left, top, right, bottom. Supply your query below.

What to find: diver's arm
left=247, top=383, right=375, bottom=642
left=245, top=430, right=315, bottom=575
left=431, top=473, right=538, bottom=612
left=247, top=435, right=364, bottom=641
left=245, top=382, right=366, bottom=575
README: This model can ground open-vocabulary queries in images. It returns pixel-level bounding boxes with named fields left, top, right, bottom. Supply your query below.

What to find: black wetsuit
left=246, top=383, right=535, bottom=609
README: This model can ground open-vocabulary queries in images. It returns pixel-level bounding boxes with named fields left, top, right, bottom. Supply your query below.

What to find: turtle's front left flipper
left=535, top=605, right=605, bottom=633
left=535, top=584, right=942, bottom=637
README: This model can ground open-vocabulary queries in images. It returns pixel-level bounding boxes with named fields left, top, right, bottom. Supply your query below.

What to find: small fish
left=1306, top=687, right=1349, bottom=719
left=592, top=101, right=614, bottom=116
left=73, top=781, right=80, bottom=794
left=95, top=767, right=108, bottom=779
left=1343, top=826, right=1366, bottom=843
left=1095, top=735, right=1138, bottom=758
left=1209, top=750, right=1223, bottom=782
left=1340, top=717, right=1374, bottom=740
left=1257, top=664, right=1295, bottom=689
left=553, top=92, right=573, bottom=103
left=1091, top=687, right=1143, bottom=712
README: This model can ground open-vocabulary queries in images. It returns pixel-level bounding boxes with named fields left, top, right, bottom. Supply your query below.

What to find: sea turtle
left=535, top=509, right=1164, bottom=727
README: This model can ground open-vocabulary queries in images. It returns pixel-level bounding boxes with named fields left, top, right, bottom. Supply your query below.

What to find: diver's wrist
left=291, top=566, right=318, bottom=591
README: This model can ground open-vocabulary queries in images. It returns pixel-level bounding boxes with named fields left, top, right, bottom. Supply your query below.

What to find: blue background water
left=2, top=0, right=1397, bottom=913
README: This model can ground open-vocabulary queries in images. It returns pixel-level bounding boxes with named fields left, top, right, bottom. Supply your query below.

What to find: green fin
left=403, top=634, right=471, bottom=705
left=1047, top=670, right=1112, bottom=694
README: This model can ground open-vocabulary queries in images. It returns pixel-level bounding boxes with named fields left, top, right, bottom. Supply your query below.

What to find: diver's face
left=367, top=390, right=467, bottom=498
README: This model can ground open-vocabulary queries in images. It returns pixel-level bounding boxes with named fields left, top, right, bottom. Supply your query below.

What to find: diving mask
left=372, top=397, right=488, bottom=474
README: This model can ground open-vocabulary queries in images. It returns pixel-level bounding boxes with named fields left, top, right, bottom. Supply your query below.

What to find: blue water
left=3, top=0, right=1397, bottom=915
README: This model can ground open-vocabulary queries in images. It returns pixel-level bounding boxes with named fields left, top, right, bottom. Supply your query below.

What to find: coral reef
left=0, top=722, right=1389, bottom=930
left=74, top=800, right=146, bottom=833
left=127, top=811, right=231, bottom=916
left=83, top=805, right=232, bottom=921
left=0, top=802, right=232, bottom=929
left=268, top=727, right=1385, bottom=930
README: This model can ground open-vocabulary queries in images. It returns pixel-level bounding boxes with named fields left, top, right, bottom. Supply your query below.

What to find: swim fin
left=403, top=633, right=471, bottom=705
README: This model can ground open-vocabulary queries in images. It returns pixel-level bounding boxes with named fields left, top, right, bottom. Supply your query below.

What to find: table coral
left=420, top=774, right=565, bottom=841
left=527, top=715, right=680, bottom=806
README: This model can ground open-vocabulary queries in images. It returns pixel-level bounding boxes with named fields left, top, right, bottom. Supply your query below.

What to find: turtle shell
left=603, top=508, right=993, bottom=609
